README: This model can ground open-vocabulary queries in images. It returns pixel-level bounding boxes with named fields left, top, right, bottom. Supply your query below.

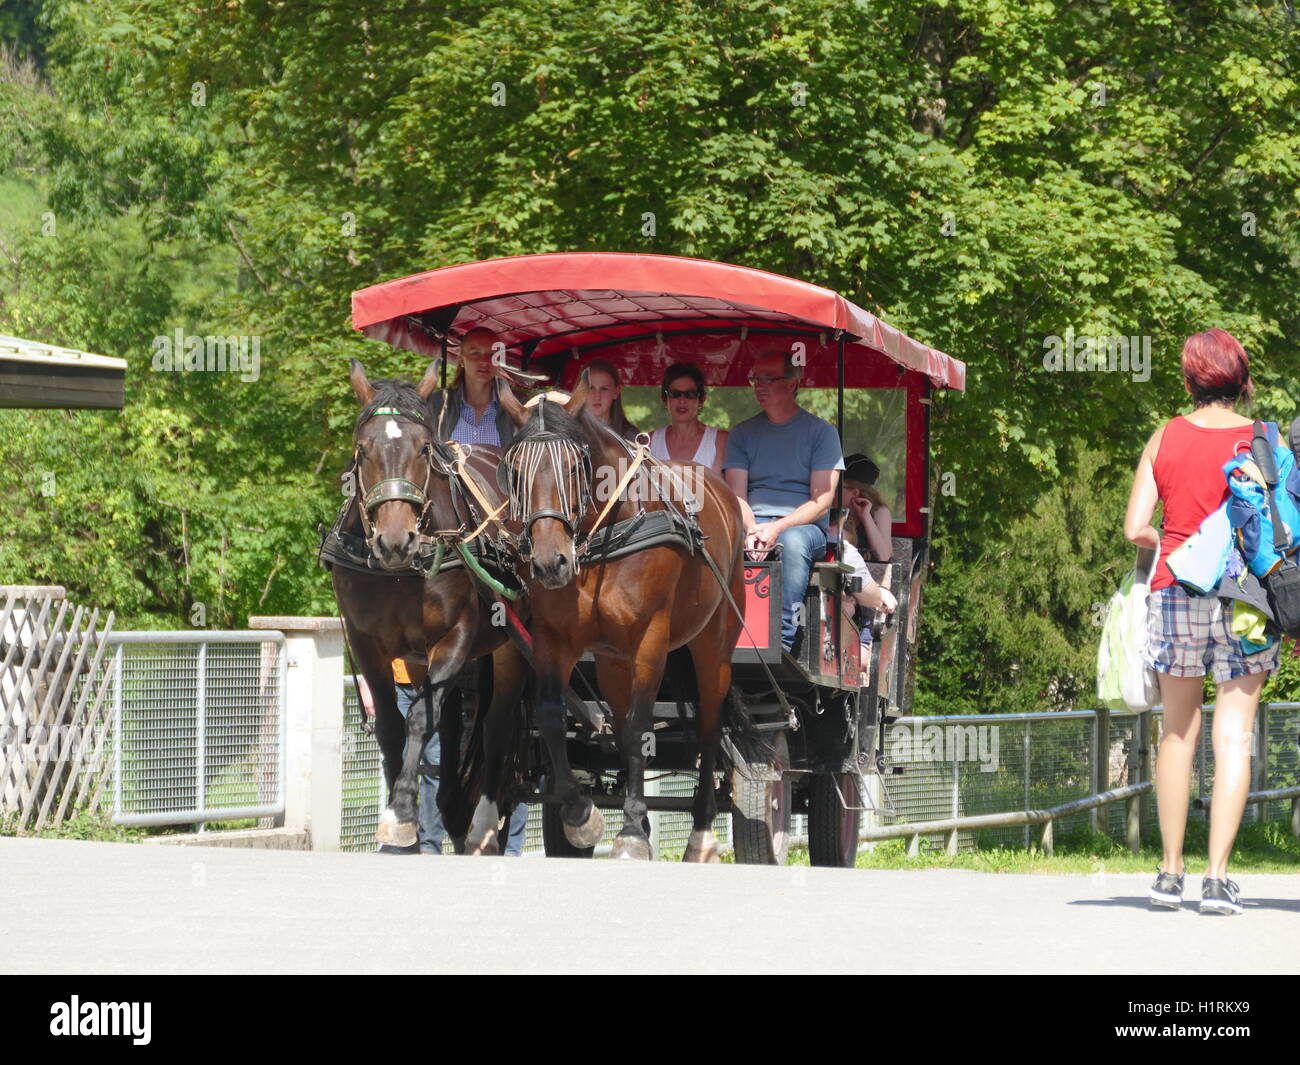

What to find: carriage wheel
left=808, top=772, right=861, bottom=868
left=731, top=733, right=791, bottom=865
left=539, top=775, right=595, bottom=859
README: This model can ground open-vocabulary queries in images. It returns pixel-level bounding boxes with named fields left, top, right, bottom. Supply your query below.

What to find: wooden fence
left=0, top=585, right=116, bottom=829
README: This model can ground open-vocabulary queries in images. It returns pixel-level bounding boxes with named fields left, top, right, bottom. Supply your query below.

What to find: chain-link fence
left=103, top=632, right=284, bottom=827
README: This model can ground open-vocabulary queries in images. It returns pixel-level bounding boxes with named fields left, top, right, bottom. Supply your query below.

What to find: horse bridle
left=498, top=428, right=594, bottom=564
left=350, top=405, right=442, bottom=550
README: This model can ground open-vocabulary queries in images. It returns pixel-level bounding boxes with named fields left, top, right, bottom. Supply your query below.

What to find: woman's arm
left=863, top=503, right=893, bottom=561
left=1123, top=426, right=1164, bottom=550
left=711, top=428, right=729, bottom=477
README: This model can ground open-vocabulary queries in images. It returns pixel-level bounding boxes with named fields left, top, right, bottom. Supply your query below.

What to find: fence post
left=1253, top=702, right=1269, bottom=825
left=112, top=642, right=123, bottom=821
left=195, top=639, right=207, bottom=833
left=1022, top=720, right=1031, bottom=848
left=1291, top=796, right=1300, bottom=840
left=250, top=616, right=344, bottom=851
left=1136, top=709, right=1154, bottom=851
left=1092, top=708, right=1109, bottom=835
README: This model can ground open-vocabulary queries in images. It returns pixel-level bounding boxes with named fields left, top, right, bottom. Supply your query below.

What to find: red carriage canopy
left=350, top=252, right=965, bottom=392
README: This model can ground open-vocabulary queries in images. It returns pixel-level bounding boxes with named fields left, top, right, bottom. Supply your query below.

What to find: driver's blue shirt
left=450, top=390, right=502, bottom=447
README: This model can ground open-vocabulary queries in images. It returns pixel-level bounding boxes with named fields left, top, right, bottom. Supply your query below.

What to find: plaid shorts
left=1145, top=585, right=1278, bottom=683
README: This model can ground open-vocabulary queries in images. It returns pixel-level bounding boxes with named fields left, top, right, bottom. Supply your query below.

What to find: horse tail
left=719, top=685, right=774, bottom=771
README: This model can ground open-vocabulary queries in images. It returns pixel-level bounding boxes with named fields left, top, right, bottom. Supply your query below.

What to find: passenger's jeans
left=394, top=681, right=447, bottom=854
left=395, top=680, right=529, bottom=856
left=773, top=523, right=827, bottom=651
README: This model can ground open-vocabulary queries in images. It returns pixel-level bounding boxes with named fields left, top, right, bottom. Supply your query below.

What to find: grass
left=769, top=821, right=1300, bottom=875
left=0, top=809, right=147, bottom=843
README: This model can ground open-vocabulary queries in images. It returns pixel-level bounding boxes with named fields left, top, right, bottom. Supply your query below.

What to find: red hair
left=1181, top=329, right=1252, bottom=405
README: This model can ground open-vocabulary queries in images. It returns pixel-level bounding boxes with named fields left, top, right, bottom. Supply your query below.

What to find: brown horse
left=331, top=359, right=527, bottom=855
left=497, top=376, right=754, bottom=861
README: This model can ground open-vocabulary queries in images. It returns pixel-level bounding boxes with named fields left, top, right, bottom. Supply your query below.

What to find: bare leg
left=1206, top=671, right=1265, bottom=881
left=1154, top=673, right=1205, bottom=876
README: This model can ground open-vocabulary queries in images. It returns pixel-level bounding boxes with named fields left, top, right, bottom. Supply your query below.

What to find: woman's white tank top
left=649, top=424, right=718, bottom=467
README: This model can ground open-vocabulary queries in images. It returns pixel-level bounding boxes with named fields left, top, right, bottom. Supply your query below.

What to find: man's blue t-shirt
left=723, top=407, right=844, bottom=532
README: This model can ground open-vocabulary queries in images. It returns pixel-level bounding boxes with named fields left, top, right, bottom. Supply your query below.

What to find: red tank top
left=1151, top=415, right=1255, bottom=590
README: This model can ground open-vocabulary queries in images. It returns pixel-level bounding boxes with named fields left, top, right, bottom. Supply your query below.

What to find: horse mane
left=355, top=378, right=432, bottom=429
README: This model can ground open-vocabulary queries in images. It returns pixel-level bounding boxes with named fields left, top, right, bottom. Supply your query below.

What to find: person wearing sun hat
left=841, top=453, right=893, bottom=563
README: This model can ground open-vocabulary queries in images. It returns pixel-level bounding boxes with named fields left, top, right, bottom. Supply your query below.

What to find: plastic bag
left=1097, top=556, right=1161, bottom=711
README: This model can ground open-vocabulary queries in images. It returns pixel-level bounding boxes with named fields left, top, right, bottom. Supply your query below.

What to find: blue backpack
left=1224, top=420, right=1300, bottom=636
left=1223, top=421, right=1300, bottom=577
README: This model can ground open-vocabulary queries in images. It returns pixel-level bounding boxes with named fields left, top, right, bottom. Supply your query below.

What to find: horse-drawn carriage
left=338, top=253, right=965, bottom=866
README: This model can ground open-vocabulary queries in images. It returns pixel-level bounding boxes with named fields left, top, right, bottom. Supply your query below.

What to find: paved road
left=2, top=837, right=1297, bottom=974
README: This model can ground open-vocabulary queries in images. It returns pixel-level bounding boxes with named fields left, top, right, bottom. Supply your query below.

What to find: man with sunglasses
left=723, top=350, right=844, bottom=653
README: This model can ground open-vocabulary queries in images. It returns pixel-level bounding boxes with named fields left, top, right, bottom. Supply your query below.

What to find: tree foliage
left=1, top=0, right=1298, bottom=701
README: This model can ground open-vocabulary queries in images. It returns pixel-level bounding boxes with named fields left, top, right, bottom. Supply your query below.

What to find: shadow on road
left=1069, top=896, right=1300, bottom=913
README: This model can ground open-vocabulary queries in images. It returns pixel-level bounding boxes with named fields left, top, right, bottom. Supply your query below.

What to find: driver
left=429, top=327, right=517, bottom=447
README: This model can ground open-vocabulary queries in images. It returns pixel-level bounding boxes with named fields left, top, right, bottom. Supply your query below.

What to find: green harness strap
left=452, top=541, right=520, bottom=600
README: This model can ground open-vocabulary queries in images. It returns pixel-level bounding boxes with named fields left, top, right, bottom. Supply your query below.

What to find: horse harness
left=318, top=404, right=516, bottom=588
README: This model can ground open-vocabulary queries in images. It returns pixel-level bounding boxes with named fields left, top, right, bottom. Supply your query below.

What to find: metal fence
left=878, top=703, right=1300, bottom=853
left=104, top=632, right=285, bottom=827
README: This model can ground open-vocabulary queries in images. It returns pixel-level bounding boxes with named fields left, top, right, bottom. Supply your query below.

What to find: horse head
left=498, top=374, right=597, bottom=589
left=347, top=358, right=443, bottom=571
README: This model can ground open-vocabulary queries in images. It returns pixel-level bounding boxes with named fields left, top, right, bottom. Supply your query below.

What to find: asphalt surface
left=1, top=836, right=1297, bottom=974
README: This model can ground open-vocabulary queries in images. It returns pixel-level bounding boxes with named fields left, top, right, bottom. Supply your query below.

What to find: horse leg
left=465, top=642, right=528, bottom=856
left=347, top=634, right=412, bottom=849
left=535, top=646, right=603, bottom=848
left=681, top=621, right=736, bottom=864
left=597, top=640, right=666, bottom=862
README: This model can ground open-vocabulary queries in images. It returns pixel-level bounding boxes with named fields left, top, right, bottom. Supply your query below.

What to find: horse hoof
left=375, top=810, right=418, bottom=849
left=683, top=829, right=720, bottom=864
left=610, top=833, right=653, bottom=861
left=562, top=802, right=604, bottom=848
left=465, top=830, right=500, bottom=857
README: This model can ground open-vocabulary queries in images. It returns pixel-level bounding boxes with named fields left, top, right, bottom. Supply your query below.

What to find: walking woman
left=648, top=361, right=728, bottom=475
left=1124, top=328, right=1277, bottom=915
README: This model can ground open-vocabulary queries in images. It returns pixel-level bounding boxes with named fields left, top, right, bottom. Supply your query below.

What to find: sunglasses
left=748, top=374, right=791, bottom=386
left=664, top=388, right=702, bottom=400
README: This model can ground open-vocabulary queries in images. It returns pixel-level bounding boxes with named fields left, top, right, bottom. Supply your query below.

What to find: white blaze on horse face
left=384, top=419, right=403, bottom=440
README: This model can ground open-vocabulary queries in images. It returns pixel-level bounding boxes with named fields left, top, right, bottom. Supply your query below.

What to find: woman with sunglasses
left=648, top=362, right=728, bottom=476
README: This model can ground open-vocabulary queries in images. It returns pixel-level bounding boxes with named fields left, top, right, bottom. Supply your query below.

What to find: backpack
left=1224, top=421, right=1300, bottom=579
